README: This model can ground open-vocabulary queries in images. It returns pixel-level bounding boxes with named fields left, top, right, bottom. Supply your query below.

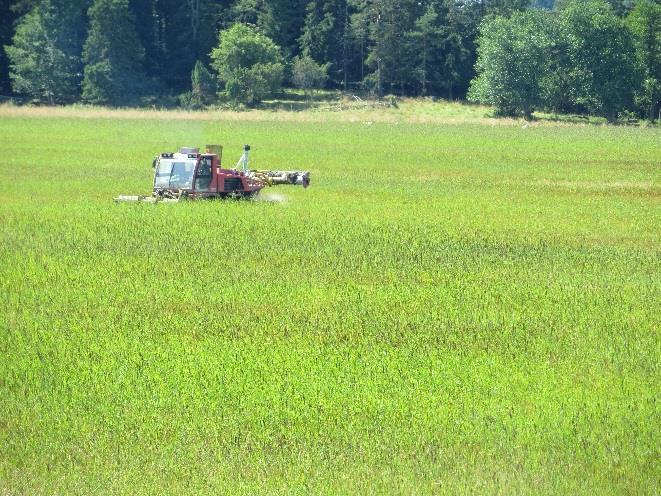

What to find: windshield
left=154, top=159, right=196, bottom=189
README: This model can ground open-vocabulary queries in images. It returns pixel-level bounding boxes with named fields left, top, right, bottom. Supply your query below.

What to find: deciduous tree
left=560, top=0, right=638, bottom=122
left=291, top=54, right=328, bottom=99
left=210, top=23, right=284, bottom=105
left=626, top=0, right=660, bottom=120
left=468, top=10, right=555, bottom=118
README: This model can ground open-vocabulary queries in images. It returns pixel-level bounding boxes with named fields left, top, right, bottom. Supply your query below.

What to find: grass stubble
left=0, top=104, right=659, bottom=494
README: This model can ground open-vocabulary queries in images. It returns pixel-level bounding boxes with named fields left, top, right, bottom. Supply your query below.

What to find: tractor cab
left=153, top=154, right=198, bottom=191
left=151, top=145, right=259, bottom=199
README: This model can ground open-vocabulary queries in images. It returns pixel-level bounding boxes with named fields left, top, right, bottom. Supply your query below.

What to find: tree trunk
left=360, top=40, right=364, bottom=82
left=607, top=108, right=616, bottom=124
left=649, top=102, right=658, bottom=122
left=343, top=3, right=348, bottom=92
left=421, top=38, right=427, bottom=96
left=189, top=0, right=199, bottom=41
left=377, top=58, right=382, bottom=98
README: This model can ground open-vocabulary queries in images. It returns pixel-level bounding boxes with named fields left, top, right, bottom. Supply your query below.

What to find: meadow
left=0, top=103, right=659, bottom=494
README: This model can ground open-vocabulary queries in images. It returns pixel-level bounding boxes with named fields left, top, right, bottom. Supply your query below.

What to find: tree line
left=0, top=0, right=658, bottom=120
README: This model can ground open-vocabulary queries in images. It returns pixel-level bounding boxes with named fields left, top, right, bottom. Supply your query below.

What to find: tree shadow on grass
left=535, top=113, right=608, bottom=125
left=258, top=89, right=342, bottom=111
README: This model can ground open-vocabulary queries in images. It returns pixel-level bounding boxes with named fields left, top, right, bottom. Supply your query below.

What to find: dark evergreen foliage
left=82, top=0, right=147, bottom=105
left=1, top=0, right=658, bottom=120
left=191, top=59, right=216, bottom=104
left=0, top=0, right=18, bottom=94
left=299, top=0, right=349, bottom=87
left=5, top=0, right=89, bottom=103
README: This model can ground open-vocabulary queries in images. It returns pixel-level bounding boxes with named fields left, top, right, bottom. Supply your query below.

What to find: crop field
left=0, top=105, right=659, bottom=494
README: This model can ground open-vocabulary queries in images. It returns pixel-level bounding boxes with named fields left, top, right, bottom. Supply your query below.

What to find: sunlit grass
left=0, top=108, right=659, bottom=494
left=0, top=99, right=536, bottom=125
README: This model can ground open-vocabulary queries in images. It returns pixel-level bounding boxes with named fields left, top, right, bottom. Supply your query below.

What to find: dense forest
left=0, top=0, right=659, bottom=120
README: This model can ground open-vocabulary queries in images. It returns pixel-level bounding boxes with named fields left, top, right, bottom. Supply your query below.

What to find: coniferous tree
left=604, top=0, right=637, bottom=17
left=437, top=0, right=473, bottom=99
left=407, top=3, right=442, bottom=95
left=191, top=59, right=216, bottom=104
left=82, top=0, right=147, bottom=105
left=349, top=0, right=369, bottom=86
left=262, top=0, right=308, bottom=57
left=129, top=0, right=163, bottom=80
left=0, top=0, right=18, bottom=94
left=363, top=0, right=422, bottom=96
left=151, top=0, right=230, bottom=91
left=232, top=0, right=306, bottom=57
left=299, top=0, right=350, bottom=87
left=231, top=0, right=265, bottom=27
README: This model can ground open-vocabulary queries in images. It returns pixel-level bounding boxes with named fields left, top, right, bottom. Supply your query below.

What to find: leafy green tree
left=468, top=10, right=556, bottom=118
left=210, top=23, right=284, bottom=105
left=82, top=0, right=147, bottom=105
left=534, top=12, right=576, bottom=114
left=560, top=0, right=638, bottom=122
left=5, top=0, right=88, bottom=103
left=5, top=9, right=60, bottom=101
left=626, top=0, right=660, bottom=120
left=291, top=54, right=328, bottom=99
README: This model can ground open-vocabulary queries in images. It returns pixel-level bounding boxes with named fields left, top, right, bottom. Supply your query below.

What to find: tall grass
left=0, top=109, right=659, bottom=494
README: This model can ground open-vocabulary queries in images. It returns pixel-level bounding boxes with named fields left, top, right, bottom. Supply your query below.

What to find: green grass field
left=0, top=105, right=659, bottom=494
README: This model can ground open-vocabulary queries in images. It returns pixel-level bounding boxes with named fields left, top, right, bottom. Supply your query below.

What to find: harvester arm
left=237, top=145, right=310, bottom=189
left=249, top=170, right=310, bottom=188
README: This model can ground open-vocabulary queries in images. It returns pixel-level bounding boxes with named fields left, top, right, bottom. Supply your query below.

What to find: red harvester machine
left=114, top=144, right=310, bottom=202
